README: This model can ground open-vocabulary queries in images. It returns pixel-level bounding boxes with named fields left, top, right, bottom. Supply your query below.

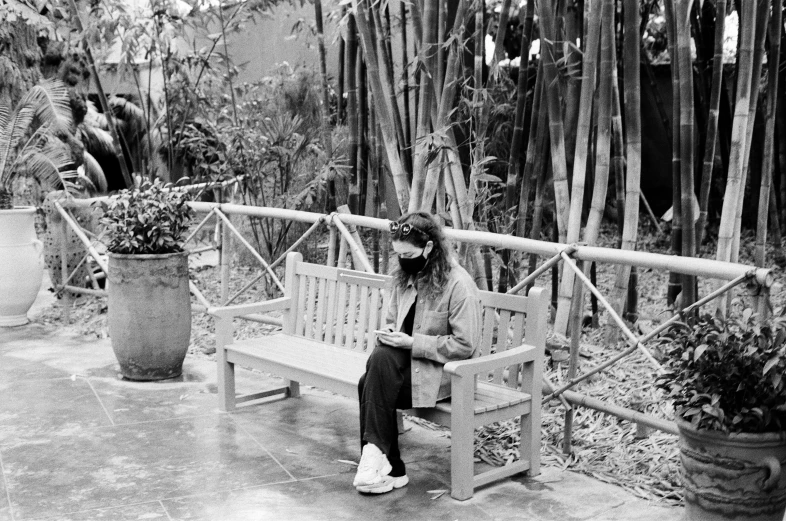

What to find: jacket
left=383, top=260, right=482, bottom=407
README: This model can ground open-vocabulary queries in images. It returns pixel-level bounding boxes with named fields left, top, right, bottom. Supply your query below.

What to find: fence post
left=220, top=211, right=232, bottom=305
left=563, top=258, right=584, bottom=454
left=59, top=214, right=73, bottom=322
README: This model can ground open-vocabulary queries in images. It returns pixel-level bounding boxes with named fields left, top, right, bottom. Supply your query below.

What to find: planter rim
left=0, top=206, right=36, bottom=215
left=676, top=419, right=786, bottom=443
left=107, top=250, right=188, bottom=260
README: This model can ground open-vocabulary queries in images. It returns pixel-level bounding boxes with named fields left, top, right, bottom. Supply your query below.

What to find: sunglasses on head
left=389, top=221, right=427, bottom=237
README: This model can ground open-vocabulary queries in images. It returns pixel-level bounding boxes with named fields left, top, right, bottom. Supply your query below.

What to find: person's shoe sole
left=356, top=475, right=409, bottom=494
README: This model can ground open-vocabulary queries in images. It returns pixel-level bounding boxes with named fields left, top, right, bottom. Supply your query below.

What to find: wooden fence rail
left=55, top=196, right=773, bottom=454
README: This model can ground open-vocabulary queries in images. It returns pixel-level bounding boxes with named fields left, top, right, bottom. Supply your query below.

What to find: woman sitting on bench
left=354, top=211, right=482, bottom=494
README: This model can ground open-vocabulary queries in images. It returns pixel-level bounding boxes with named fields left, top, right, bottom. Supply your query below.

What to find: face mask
left=398, top=251, right=428, bottom=275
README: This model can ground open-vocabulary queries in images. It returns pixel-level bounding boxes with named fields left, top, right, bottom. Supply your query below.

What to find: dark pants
left=358, top=345, right=412, bottom=478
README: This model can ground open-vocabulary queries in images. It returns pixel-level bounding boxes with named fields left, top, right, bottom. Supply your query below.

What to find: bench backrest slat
left=323, top=276, right=339, bottom=344
left=282, top=254, right=547, bottom=379
left=356, top=284, right=371, bottom=351
left=345, top=283, right=359, bottom=349
left=314, top=277, right=328, bottom=340
left=305, top=275, right=318, bottom=339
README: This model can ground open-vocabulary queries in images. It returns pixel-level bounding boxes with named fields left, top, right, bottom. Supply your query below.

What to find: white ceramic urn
left=0, top=207, right=44, bottom=326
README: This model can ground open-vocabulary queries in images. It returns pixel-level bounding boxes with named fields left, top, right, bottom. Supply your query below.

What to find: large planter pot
left=678, top=420, right=786, bottom=521
left=0, top=207, right=44, bottom=326
left=108, top=251, right=191, bottom=381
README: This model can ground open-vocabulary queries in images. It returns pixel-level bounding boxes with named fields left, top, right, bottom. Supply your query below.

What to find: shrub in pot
left=99, top=178, right=193, bottom=380
left=657, top=309, right=786, bottom=520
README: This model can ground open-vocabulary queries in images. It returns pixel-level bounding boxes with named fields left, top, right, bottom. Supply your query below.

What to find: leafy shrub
left=99, top=178, right=193, bottom=254
left=656, top=309, right=786, bottom=433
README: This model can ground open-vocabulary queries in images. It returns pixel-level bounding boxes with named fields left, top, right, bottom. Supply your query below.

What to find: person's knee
left=368, top=344, right=398, bottom=369
left=358, top=373, right=366, bottom=396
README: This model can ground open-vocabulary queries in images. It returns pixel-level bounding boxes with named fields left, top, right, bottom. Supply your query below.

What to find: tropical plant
left=0, top=79, right=81, bottom=209
left=657, top=309, right=786, bottom=434
left=99, top=177, right=193, bottom=254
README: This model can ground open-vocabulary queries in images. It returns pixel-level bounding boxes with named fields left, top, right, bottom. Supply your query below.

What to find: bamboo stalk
left=582, top=0, right=614, bottom=247
left=696, top=0, right=726, bottom=243
left=608, top=0, right=642, bottom=316
left=338, top=8, right=346, bottom=125
left=754, top=0, right=782, bottom=287
left=731, top=0, right=769, bottom=263
left=516, top=58, right=546, bottom=239
left=347, top=13, right=360, bottom=213
left=400, top=0, right=412, bottom=156
left=611, top=67, right=625, bottom=240
left=409, top=0, right=439, bottom=212
left=563, top=258, right=586, bottom=454
left=676, top=0, right=697, bottom=308
left=505, top=0, right=537, bottom=212
left=314, top=0, right=333, bottom=163
left=492, top=0, right=513, bottom=67
left=436, top=0, right=446, bottom=101
left=539, top=0, right=571, bottom=245
left=663, top=0, right=682, bottom=308
left=563, top=0, right=584, bottom=179
left=553, top=0, right=602, bottom=335
left=715, top=0, right=762, bottom=311
left=371, top=2, right=410, bottom=177
left=358, top=51, right=368, bottom=214
left=353, top=0, right=410, bottom=211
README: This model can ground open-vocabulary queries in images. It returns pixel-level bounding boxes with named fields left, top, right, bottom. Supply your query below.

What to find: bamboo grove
left=311, top=0, right=786, bottom=337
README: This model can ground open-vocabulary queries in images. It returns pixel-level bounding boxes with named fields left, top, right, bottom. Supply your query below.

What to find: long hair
left=391, top=212, right=452, bottom=296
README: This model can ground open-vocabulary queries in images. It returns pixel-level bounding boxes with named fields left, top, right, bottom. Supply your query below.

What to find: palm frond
left=0, top=103, right=10, bottom=134
left=84, top=101, right=108, bottom=130
left=110, top=96, right=146, bottom=136
left=8, top=150, right=75, bottom=192
left=81, top=151, right=108, bottom=193
left=77, top=124, right=115, bottom=158
left=17, top=79, right=73, bottom=132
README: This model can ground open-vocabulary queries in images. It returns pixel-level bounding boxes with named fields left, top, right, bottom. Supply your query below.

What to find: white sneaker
left=356, top=474, right=409, bottom=494
left=352, top=443, right=393, bottom=487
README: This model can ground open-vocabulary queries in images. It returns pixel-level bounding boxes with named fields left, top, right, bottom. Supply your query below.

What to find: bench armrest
left=443, top=344, right=539, bottom=378
left=208, top=297, right=292, bottom=318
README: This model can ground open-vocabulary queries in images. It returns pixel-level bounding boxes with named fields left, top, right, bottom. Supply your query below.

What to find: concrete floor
left=0, top=286, right=685, bottom=520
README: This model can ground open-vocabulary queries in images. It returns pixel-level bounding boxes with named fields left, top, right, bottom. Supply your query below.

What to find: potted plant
left=657, top=309, right=786, bottom=521
left=0, top=79, right=80, bottom=326
left=99, top=178, right=193, bottom=380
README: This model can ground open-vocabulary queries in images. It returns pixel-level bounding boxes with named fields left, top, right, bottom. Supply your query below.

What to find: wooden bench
left=210, top=252, right=548, bottom=500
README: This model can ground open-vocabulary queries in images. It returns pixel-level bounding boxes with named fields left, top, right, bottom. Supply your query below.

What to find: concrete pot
left=108, top=251, right=191, bottom=380
left=0, top=207, right=44, bottom=326
left=678, top=420, right=786, bottom=520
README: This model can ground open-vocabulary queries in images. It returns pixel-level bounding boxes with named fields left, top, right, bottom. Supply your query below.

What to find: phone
left=373, top=329, right=392, bottom=335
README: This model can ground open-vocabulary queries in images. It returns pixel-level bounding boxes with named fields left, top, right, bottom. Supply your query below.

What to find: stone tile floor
left=0, top=286, right=685, bottom=520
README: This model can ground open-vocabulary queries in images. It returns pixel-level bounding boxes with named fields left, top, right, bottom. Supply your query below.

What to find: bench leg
left=217, top=348, right=236, bottom=412
left=216, top=317, right=236, bottom=412
left=286, top=380, right=301, bottom=398
left=450, top=378, right=476, bottom=501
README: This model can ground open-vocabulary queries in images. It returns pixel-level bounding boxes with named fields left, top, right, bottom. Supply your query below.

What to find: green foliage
left=656, top=309, right=786, bottom=433
left=0, top=79, right=83, bottom=208
left=99, top=178, right=193, bottom=254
